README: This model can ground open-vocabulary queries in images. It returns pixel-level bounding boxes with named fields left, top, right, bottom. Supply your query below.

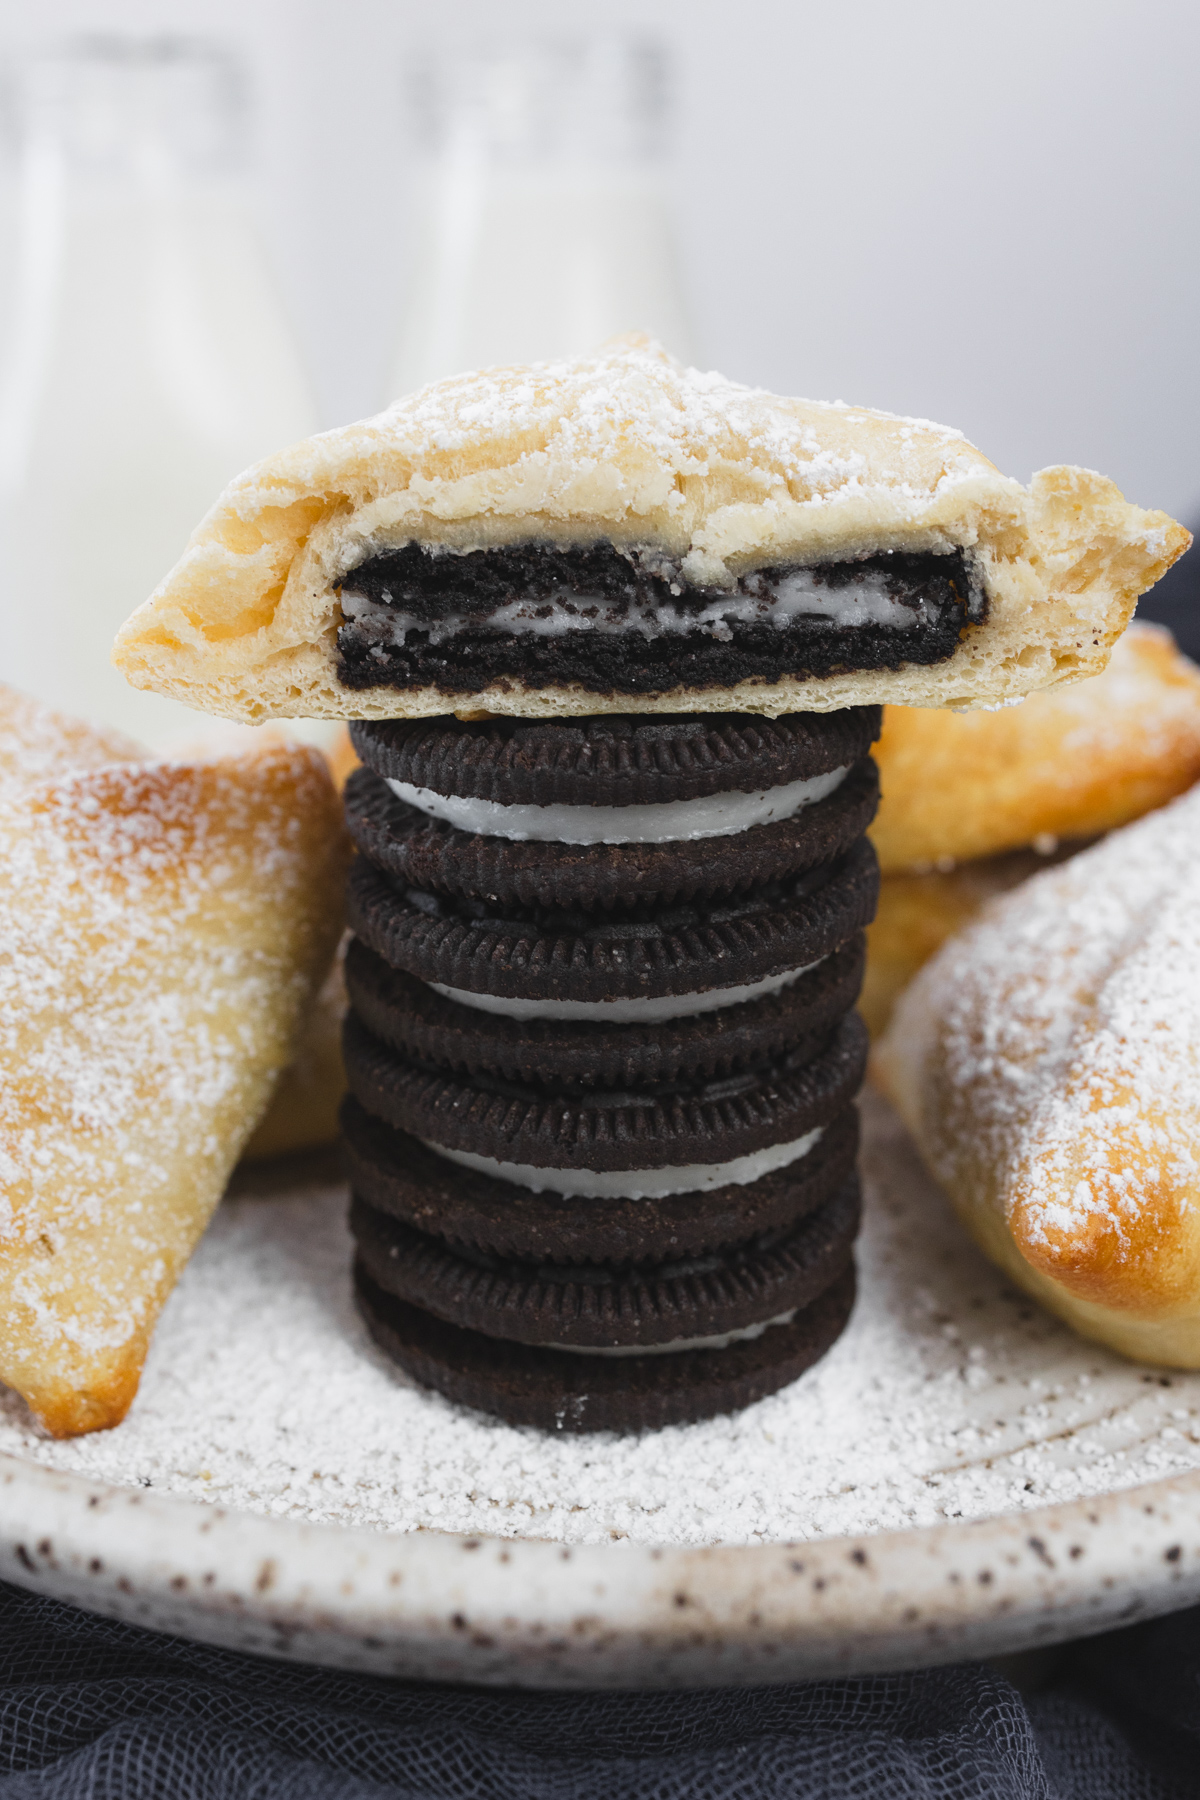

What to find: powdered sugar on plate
left=4, top=1088, right=1199, bottom=1548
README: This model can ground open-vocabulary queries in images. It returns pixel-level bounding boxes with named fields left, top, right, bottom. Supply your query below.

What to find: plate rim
left=5, top=1446, right=1200, bottom=1686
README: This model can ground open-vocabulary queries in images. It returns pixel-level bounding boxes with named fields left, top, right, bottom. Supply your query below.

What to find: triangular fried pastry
left=112, top=337, right=1189, bottom=724
left=0, top=741, right=347, bottom=1435
left=0, top=684, right=350, bottom=1167
left=871, top=621, right=1200, bottom=872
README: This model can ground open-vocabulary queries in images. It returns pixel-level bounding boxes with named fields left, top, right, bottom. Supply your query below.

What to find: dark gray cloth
left=1, top=1580, right=1196, bottom=1798
left=1136, top=520, right=1200, bottom=660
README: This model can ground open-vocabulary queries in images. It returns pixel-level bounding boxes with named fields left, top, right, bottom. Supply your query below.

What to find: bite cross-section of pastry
left=113, top=339, right=1188, bottom=1430
left=0, top=729, right=347, bottom=1436
left=111, top=337, right=1188, bottom=726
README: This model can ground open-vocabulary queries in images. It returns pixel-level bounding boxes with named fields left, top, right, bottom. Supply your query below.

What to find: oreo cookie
left=342, top=1009, right=868, bottom=1186
left=351, top=1174, right=859, bottom=1349
left=337, top=702, right=877, bottom=1432
left=335, top=537, right=977, bottom=701
left=343, top=756, right=879, bottom=910
left=340, top=1096, right=860, bottom=1264
left=343, top=933, right=866, bottom=1092
left=353, top=1262, right=858, bottom=1433
left=350, top=709, right=880, bottom=807
left=345, top=836, right=879, bottom=1010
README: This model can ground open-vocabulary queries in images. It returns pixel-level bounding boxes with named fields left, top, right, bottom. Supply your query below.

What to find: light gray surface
left=6, top=1452, right=1200, bottom=1685
left=7, top=1093, right=1200, bottom=1546
left=0, top=0, right=1196, bottom=528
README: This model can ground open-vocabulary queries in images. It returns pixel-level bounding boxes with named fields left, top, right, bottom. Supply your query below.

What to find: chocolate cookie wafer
left=340, top=1097, right=860, bottom=1265
left=353, top=1262, right=858, bottom=1433
left=345, top=838, right=879, bottom=1012
left=350, top=1173, right=859, bottom=1348
left=343, top=933, right=866, bottom=1091
left=350, top=708, right=879, bottom=807
left=344, top=756, right=879, bottom=911
left=337, top=709, right=874, bottom=1429
left=342, top=1010, right=867, bottom=1194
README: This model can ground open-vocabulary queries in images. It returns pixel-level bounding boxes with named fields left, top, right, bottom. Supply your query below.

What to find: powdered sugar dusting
left=903, top=783, right=1200, bottom=1262
left=0, top=685, right=146, bottom=791
left=0, top=744, right=339, bottom=1430
left=1053, top=621, right=1200, bottom=769
left=226, top=336, right=1005, bottom=587
left=378, top=337, right=988, bottom=533
left=4, top=1090, right=1199, bottom=1545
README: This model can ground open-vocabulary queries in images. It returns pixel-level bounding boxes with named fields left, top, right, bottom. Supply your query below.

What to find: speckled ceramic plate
left=4, top=1092, right=1200, bottom=1687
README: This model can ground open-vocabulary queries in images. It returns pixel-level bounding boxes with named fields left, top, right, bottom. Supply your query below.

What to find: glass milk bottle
left=0, top=38, right=318, bottom=748
left=388, top=33, right=697, bottom=396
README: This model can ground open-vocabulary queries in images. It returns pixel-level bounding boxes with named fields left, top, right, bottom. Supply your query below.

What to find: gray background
left=2, top=0, right=1196, bottom=526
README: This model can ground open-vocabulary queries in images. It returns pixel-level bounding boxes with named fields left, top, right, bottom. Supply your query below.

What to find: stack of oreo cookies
left=340, top=707, right=881, bottom=1432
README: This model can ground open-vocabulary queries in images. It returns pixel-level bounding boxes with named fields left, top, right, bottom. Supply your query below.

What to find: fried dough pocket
left=877, top=787, right=1200, bottom=1366
left=0, top=730, right=347, bottom=1434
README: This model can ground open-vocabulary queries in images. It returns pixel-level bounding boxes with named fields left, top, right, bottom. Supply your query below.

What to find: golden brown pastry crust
left=242, top=734, right=355, bottom=1159
left=325, top=724, right=360, bottom=791
left=0, top=687, right=352, bottom=1169
left=241, top=945, right=347, bottom=1161
left=871, top=622, right=1200, bottom=872
left=111, top=338, right=1189, bottom=723
left=0, top=741, right=348, bottom=1435
left=876, top=789, right=1200, bottom=1366
left=860, top=850, right=1065, bottom=1038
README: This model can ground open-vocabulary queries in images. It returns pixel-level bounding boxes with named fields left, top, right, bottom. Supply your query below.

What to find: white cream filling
left=340, top=565, right=921, bottom=648
left=384, top=765, right=847, bottom=845
left=742, top=568, right=920, bottom=630
left=429, top=958, right=823, bottom=1023
left=547, top=1309, right=798, bottom=1357
left=421, top=1125, right=824, bottom=1200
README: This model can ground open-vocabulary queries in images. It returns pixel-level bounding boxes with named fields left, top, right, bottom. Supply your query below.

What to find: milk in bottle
left=0, top=38, right=318, bottom=747
left=389, top=34, right=697, bottom=395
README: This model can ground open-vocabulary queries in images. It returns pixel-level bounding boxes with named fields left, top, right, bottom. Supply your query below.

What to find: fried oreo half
left=345, top=837, right=879, bottom=1010
left=342, top=1010, right=868, bottom=1185
left=340, top=1096, right=860, bottom=1264
left=343, top=932, right=866, bottom=1091
left=342, top=756, right=879, bottom=910
left=353, top=1261, right=858, bottom=1432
